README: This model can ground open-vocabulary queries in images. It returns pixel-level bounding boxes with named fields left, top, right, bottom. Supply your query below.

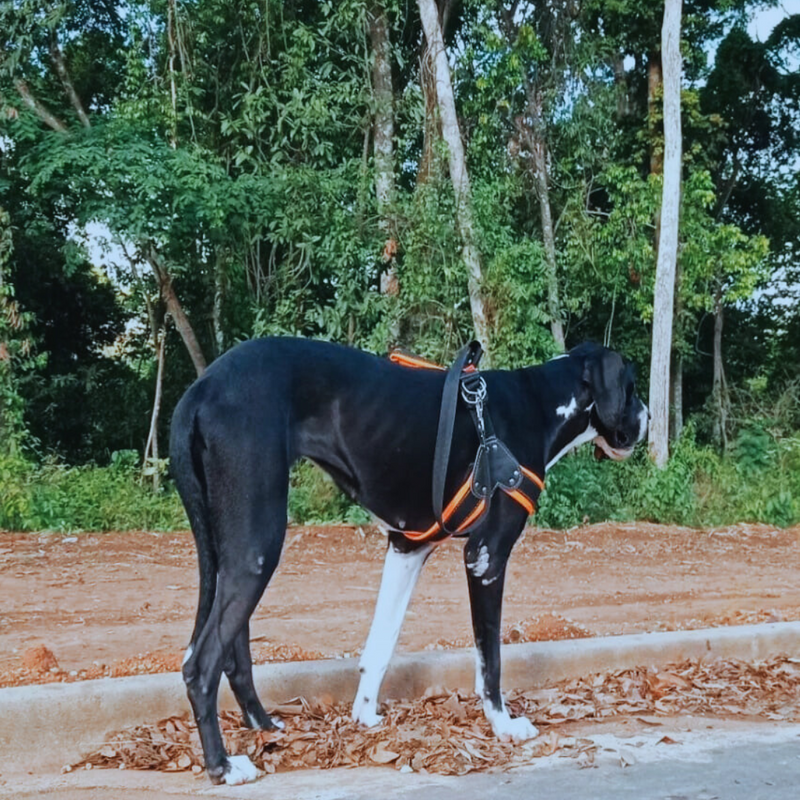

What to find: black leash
left=432, top=342, right=524, bottom=536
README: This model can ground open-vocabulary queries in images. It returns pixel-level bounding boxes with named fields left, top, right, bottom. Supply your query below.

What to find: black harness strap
left=432, top=341, right=483, bottom=534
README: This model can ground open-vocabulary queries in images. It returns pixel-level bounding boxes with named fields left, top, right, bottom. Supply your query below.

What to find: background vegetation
left=0, top=0, right=798, bottom=531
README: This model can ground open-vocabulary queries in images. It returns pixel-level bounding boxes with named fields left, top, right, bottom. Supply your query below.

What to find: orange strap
left=389, top=350, right=446, bottom=371
left=402, top=468, right=544, bottom=544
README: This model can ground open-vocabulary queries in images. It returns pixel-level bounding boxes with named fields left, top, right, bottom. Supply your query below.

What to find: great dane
left=169, top=337, right=648, bottom=784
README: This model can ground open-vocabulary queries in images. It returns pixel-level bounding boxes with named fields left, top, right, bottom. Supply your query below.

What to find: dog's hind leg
left=224, top=621, right=284, bottom=731
left=352, top=533, right=434, bottom=727
left=182, top=438, right=289, bottom=785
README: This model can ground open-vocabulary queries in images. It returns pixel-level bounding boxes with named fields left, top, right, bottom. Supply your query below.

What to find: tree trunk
left=213, top=254, right=225, bottom=357
left=167, top=0, right=179, bottom=148
left=648, top=50, right=664, bottom=176
left=417, top=0, right=491, bottom=355
left=648, top=0, right=682, bottom=469
left=416, top=0, right=455, bottom=187
left=49, top=33, right=91, bottom=128
left=14, top=79, right=68, bottom=133
left=711, top=290, right=729, bottom=451
left=143, top=328, right=166, bottom=491
left=368, top=3, right=395, bottom=221
left=145, top=246, right=207, bottom=377
left=670, top=349, right=683, bottom=441
left=527, top=87, right=565, bottom=351
left=669, top=259, right=684, bottom=441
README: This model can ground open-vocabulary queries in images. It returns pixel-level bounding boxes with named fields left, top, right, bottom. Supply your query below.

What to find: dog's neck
left=521, top=359, right=597, bottom=473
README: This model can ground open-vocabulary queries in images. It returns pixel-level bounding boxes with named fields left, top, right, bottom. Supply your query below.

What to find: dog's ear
left=583, top=348, right=627, bottom=429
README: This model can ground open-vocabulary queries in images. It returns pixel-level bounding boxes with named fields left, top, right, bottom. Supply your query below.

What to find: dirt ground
left=1, top=522, right=799, bottom=687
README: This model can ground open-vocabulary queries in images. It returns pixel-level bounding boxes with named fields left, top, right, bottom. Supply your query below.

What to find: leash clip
left=460, top=375, right=487, bottom=438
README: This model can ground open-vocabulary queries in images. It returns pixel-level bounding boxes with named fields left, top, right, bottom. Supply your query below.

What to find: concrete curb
left=2, top=621, right=799, bottom=773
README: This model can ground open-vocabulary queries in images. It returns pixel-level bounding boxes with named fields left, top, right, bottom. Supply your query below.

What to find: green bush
left=1, top=431, right=797, bottom=532
left=537, top=426, right=799, bottom=529
left=0, top=453, right=186, bottom=532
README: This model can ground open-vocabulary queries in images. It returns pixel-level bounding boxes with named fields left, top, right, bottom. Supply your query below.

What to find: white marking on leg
left=556, top=396, right=577, bottom=419
left=223, top=755, right=262, bottom=785
left=546, top=425, right=598, bottom=471
left=483, top=699, right=539, bottom=742
left=474, top=648, right=485, bottom=696
left=182, top=644, right=193, bottom=667
left=352, top=543, right=433, bottom=727
left=466, top=545, right=490, bottom=578
left=474, top=648, right=538, bottom=742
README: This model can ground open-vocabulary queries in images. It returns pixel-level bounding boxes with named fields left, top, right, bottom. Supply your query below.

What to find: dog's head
left=571, top=343, right=649, bottom=461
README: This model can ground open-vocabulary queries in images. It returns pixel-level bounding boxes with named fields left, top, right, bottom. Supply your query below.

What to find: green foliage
left=0, top=452, right=186, bottom=532
left=0, top=207, right=43, bottom=453
left=537, top=428, right=800, bottom=530
left=287, top=459, right=370, bottom=526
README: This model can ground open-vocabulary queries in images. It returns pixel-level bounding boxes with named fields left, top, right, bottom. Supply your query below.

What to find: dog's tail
left=170, top=386, right=218, bottom=646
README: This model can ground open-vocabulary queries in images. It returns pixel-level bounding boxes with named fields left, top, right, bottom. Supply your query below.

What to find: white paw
left=223, top=755, right=262, bottom=786
left=352, top=704, right=384, bottom=728
left=489, top=713, right=538, bottom=742
left=269, top=715, right=285, bottom=731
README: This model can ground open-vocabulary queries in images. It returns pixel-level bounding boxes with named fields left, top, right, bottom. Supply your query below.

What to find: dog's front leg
left=465, top=536, right=538, bottom=742
left=352, top=535, right=434, bottom=726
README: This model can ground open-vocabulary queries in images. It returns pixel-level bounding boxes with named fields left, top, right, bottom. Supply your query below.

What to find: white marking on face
left=352, top=544, right=433, bottom=727
left=481, top=574, right=499, bottom=586
left=182, top=644, right=193, bottom=667
left=546, top=425, right=598, bottom=471
left=556, top=396, right=578, bottom=419
left=467, top=545, right=490, bottom=577
left=223, top=755, right=262, bottom=785
left=638, top=404, right=649, bottom=442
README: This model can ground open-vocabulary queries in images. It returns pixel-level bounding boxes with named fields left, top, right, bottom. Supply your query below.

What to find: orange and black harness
left=389, top=343, right=545, bottom=544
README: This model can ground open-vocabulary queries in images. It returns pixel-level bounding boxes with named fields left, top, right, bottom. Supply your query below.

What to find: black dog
left=170, top=337, right=648, bottom=784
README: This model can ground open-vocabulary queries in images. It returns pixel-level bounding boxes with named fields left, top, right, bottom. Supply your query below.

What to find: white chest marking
left=546, top=425, right=598, bottom=471
left=556, top=396, right=578, bottom=419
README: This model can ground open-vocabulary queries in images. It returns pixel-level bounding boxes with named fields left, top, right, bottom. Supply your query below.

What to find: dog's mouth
left=593, top=436, right=633, bottom=462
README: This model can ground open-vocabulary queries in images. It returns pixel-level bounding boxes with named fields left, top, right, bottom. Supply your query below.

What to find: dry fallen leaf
left=72, top=655, right=800, bottom=779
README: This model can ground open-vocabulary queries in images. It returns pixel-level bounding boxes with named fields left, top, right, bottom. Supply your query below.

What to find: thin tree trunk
left=416, top=0, right=455, bottom=187
left=648, top=51, right=664, bottom=176
left=417, top=47, right=440, bottom=187
left=417, top=0, right=491, bottom=354
left=167, top=0, right=179, bottom=148
left=145, top=246, right=207, bottom=377
left=368, top=3, right=395, bottom=221
left=648, top=0, right=682, bottom=468
left=368, top=2, right=402, bottom=347
left=14, top=80, right=68, bottom=133
left=711, top=289, right=729, bottom=451
left=670, top=349, right=683, bottom=441
left=670, top=262, right=684, bottom=441
left=527, top=86, right=565, bottom=351
left=143, top=328, right=166, bottom=491
left=49, top=33, right=91, bottom=128
left=213, top=254, right=225, bottom=357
